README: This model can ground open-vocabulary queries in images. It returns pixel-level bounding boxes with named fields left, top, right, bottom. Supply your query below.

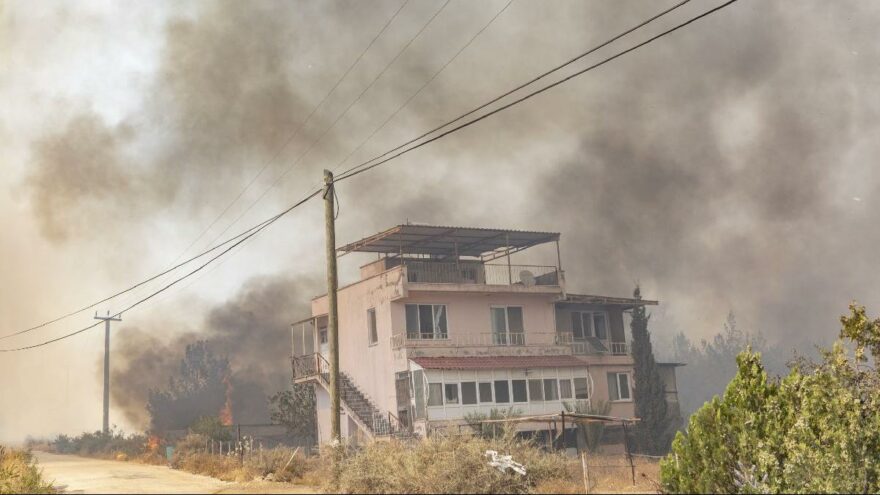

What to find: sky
left=1, top=0, right=879, bottom=443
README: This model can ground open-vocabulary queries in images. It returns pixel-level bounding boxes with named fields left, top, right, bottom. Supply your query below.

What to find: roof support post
left=506, top=233, right=512, bottom=285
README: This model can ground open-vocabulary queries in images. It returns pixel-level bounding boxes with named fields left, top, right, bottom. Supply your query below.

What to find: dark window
left=494, top=381, right=510, bottom=403
left=367, top=308, right=378, bottom=345
left=593, top=313, right=607, bottom=340
left=444, top=383, right=459, bottom=404
left=571, top=312, right=584, bottom=339
left=559, top=379, right=573, bottom=399
left=419, top=305, right=434, bottom=335
left=428, top=383, right=443, bottom=406
left=405, top=304, right=448, bottom=339
left=528, top=379, right=544, bottom=402
left=405, top=305, right=419, bottom=338
left=544, top=379, right=559, bottom=401
left=617, top=373, right=631, bottom=400
left=512, top=380, right=528, bottom=403
left=478, top=383, right=493, bottom=403
left=574, top=377, right=590, bottom=400
left=461, top=382, right=477, bottom=405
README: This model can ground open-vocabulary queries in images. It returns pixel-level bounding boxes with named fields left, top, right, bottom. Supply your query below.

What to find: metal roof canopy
left=337, top=224, right=560, bottom=259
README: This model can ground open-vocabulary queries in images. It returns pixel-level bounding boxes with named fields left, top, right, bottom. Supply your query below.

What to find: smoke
left=110, top=274, right=320, bottom=428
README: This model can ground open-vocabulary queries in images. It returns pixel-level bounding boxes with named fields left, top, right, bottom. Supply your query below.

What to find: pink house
left=291, top=224, right=680, bottom=444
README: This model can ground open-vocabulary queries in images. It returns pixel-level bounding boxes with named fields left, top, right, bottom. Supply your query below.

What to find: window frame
left=405, top=304, right=449, bottom=340
left=490, top=305, right=525, bottom=346
left=427, top=383, right=443, bottom=407
left=478, top=382, right=494, bottom=403
left=615, top=372, right=632, bottom=401
left=460, top=382, right=478, bottom=405
left=511, top=379, right=528, bottom=403
left=444, top=383, right=460, bottom=405
left=571, top=311, right=609, bottom=340
left=367, top=308, right=378, bottom=346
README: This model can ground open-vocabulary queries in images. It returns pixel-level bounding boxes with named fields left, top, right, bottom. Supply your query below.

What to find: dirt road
left=33, top=451, right=316, bottom=494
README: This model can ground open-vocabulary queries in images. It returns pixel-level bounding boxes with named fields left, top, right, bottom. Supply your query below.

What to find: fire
left=219, top=374, right=234, bottom=426
left=146, top=435, right=161, bottom=452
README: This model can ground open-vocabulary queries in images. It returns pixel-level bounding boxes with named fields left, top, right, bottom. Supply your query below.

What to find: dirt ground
left=33, top=451, right=318, bottom=494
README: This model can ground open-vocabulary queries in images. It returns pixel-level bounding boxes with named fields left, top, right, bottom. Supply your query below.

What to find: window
left=405, top=304, right=448, bottom=339
left=544, top=379, right=559, bottom=401
left=494, top=381, right=510, bottom=403
left=512, top=380, right=528, bottom=403
left=573, top=377, right=590, bottom=400
left=559, top=379, right=573, bottom=400
left=413, top=371, right=426, bottom=418
left=319, top=328, right=328, bottom=344
left=491, top=306, right=525, bottom=345
left=444, top=383, right=459, bottom=404
left=571, top=311, right=608, bottom=340
left=367, top=308, right=378, bottom=345
left=528, top=379, right=544, bottom=402
left=428, top=383, right=443, bottom=406
left=478, top=382, right=493, bottom=403
left=461, top=382, right=478, bottom=405
left=608, top=373, right=632, bottom=401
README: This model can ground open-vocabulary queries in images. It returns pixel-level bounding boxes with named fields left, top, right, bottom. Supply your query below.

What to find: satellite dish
left=519, top=270, right=536, bottom=287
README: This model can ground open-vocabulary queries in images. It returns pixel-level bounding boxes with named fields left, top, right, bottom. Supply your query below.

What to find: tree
left=629, top=286, right=673, bottom=454
left=147, top=341, right=230, bottom=432
left=660, top=304, right=880, bottom=493
left=268, top=384, right=317, bottom=443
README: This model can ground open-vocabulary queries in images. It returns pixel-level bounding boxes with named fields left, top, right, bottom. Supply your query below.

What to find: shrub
left=50, top=428, right=147, bottom=459
left=0, top=446, right=54, bottom=494
left=328, top=435, right=568, bottom=494
left=660, top=304, right=880, bottom=493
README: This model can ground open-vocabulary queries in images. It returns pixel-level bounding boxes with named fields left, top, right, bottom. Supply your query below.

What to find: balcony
left=399, top=260, right=560, bottom=287
left=391, top=331, right=569, bottom=350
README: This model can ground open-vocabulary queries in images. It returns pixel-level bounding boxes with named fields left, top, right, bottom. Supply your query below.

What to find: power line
left=166, top=0, right=411, bottom=268
left=3, top=0, right=739, bottom=351
left=334, top=0, right=692, bottom=179
left=0, top=190, right=322, bottom=352
left=335, top=0, right=738, bottom=182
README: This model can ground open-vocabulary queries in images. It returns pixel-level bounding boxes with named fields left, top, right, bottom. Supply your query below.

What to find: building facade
left=291, top=224, right=680, bottom=443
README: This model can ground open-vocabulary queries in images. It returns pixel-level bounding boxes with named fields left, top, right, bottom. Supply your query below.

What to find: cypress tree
left=630, top=285, right=671, bottom=454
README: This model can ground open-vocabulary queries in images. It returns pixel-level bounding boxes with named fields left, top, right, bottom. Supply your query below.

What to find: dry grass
left=0, top=446, right=54, bottom=494
left=532, top=454, right=661, bottom=494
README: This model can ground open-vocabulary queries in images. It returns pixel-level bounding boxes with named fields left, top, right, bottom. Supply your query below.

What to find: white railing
left=568, top=339, right=630, bottom=356
left=391, top=332, right=564, bottom=350
left=401, top=261, right=559, bottom=286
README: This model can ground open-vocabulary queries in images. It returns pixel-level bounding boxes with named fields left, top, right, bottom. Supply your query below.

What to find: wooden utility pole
left=323, top=169, right=341, bottom=441
left=94, top=311, right=121, bottom=434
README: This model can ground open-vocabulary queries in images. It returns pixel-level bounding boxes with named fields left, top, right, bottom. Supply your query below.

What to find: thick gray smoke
left=110, top=274, right=319, bottom=428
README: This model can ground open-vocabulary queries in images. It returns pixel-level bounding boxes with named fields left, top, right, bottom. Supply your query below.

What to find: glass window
left=413, top=370, right=426, bottom=419
left=559, top=379, right=573, bottom=399
left=528, top=379, right=544, bottom=402
left=478, top=382, right=493, bottom=403
left=491, top=307, right=508, bottom=345
left=492, top=307, right=525, bottom=345
left=461, top=382, right=477, bottom=405
left=544, top=379, right=559, bottom=401
left=405, top=305, right=419, bottom=338
left=433, top=305, right=447, bottom=338
left=494, top=381, right=510, bottom=403
left=419, top=305, right=434, bottom=336
left=571, top=312, right=584, bottom=339
left=428, top=383, right=443, bottom=406
left=512, top=380, right=528, bottom=403
left=593, top=313, right=607, bottom=340
left=367, top=308, right=378, bottom=345
left=444, top=383, right=459, bottom=404
left=617, top=373, right=631, bottom=400
left=574, top=377, right=590, bottom=400
left=507, top=307, right=524, bottom=333
left=319, top=328, right=328, bottom=344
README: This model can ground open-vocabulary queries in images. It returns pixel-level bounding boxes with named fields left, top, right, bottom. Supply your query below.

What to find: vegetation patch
left=0, top=446, right=54, bottom=494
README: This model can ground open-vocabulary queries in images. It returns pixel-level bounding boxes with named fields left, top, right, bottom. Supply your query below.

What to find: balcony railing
left=401, top=261, right=559, bottom=287
left=391, top=332, right=567, bottom=350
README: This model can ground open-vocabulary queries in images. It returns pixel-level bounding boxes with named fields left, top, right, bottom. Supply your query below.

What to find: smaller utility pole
left=323, top=170, right=341, bottom=442
left=95, top=311, right=121, bottom=434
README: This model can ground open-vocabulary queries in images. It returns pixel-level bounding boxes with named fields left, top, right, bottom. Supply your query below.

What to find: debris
left=484, top=450, right=526, bottom=476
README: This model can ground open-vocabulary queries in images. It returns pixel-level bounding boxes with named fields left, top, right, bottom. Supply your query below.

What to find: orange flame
left=219, top=374, right=233, bottom=426
left=146, top=435, right=161, bottom=452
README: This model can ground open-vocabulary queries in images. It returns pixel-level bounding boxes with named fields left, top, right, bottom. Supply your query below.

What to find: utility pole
left=94, top=311, right=121, bottom=434
left=323, top=170, right=341, bottom=441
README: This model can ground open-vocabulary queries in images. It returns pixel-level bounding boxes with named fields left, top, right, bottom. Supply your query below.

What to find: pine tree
left=630, top=286, right=672, bottom=455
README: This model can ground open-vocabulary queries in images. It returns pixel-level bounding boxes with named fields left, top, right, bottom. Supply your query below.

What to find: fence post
left=581, top=450, right=591, bottom=494
left=237, top=424, right=242, bottom=465
left=560, top=411, right=565, bottom=452
left=622, top=421, right=635, bottom=485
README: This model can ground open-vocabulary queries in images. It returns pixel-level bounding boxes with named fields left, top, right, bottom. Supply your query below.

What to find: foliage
left=268, top=385, right=317, bottom=443
left=0, top=446, right=54, bottom=494
left=327, top=435, right=568, bottom=494
left=148, top=341, right=230, bottom=432
left=51, top=428, right=147, bottom=459
left=464, top=407, right=521, bottom=440
left=563, top=399, right=610, bottom=453
left=189, top=416, right=232, bottom=442
left=660, top=304, right=880, bottom=493
left=629, top=286, right=674, bottom=454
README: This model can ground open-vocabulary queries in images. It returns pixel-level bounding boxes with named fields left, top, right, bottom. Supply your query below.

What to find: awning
left=410, top=355, right=586, bottom=370
left=338, top=224, right=560, bottom=258
left=558, top=293, right=658, bottom=308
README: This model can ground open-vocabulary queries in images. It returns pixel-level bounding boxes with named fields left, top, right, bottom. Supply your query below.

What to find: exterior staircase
left=292, top=353, right=411, bottom=440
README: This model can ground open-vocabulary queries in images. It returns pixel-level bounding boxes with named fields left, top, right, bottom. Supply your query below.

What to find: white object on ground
left=484, top=450, right=526, bottom=476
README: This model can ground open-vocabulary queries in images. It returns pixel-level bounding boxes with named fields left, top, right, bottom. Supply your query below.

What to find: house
left=291, top=224, right=681, bottom=444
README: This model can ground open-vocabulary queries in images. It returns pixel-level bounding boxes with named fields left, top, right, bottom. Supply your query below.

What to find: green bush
left=51, top=428, right=147, bottom=459
left=328, top=435, right=568, bottom=494
left=0, top=446, right=54, bottom=494
left=660, top=304, right=880, bottom=493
